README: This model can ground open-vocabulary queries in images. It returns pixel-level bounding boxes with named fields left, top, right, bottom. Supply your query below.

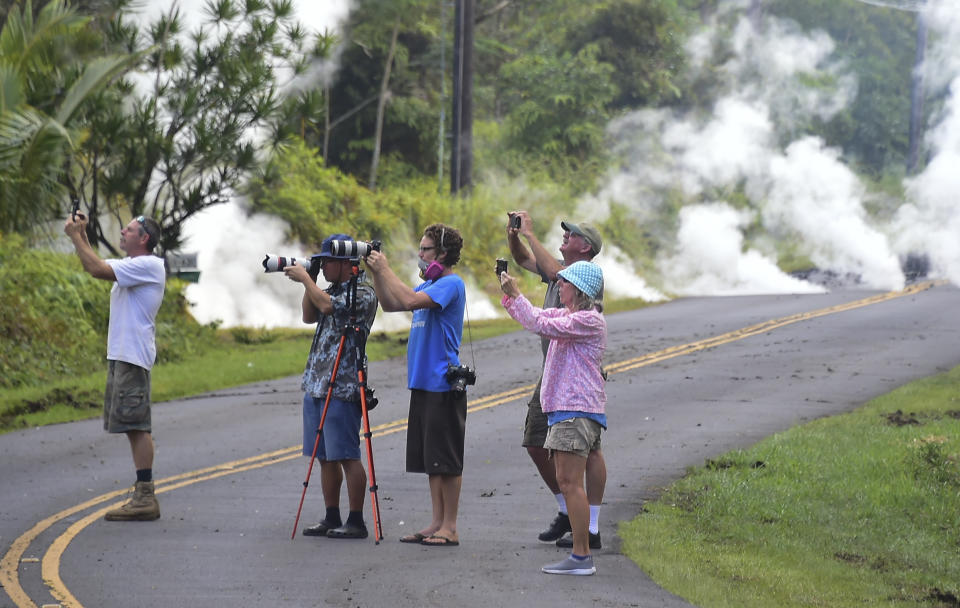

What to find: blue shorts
left=302, top=395, right=362, bottom=461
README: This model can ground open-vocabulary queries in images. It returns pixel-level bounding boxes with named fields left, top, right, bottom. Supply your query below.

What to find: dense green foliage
left=623, top=365, right=960, bottom=607
left=0, top=232, right=217, bottom=390
left=0, top=0, right=136, bottom=235
left=766, top=0, right=920, bottom=176
left=1, top=0, right=938, bottom=406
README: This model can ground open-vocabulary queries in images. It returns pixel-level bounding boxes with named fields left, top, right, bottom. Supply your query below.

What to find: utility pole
left=907, top=10, right=927, bottom=174
left=450, top=0, right=474, bottom=195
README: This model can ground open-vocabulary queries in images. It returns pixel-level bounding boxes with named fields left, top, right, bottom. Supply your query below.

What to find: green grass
left=0, top=316, right=528, bottom=433
left=622, top=365, right=960, bottom=608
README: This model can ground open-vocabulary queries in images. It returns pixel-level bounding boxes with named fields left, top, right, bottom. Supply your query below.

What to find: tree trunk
left=369, top=20, right=400, bottom=191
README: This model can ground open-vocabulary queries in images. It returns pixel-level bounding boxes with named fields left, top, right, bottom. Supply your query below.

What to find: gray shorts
left=104, top=360, right=152, bottom=433
left=544, top=417, right=603, bottom=459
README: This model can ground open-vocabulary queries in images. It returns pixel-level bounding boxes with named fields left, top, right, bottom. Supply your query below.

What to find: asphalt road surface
left=2, top=282, right=959, bottom=608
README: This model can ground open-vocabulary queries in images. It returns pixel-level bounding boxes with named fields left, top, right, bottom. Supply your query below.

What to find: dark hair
left=423, top=223, right=463, bottom=267
left=136, top=216, right=162, bottom=252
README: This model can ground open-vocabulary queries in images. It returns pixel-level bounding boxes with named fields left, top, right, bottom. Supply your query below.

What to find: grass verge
left=621, top=364, right=960, bottom=608
left=0, top=317, right=526, bottom=434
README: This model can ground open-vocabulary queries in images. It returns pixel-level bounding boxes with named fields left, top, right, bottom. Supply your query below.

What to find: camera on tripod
left=328, top=239, right=382, bottom=259
left=445, top=364, right=476, bottom=392
left=262, top=254, right=323, bottom=275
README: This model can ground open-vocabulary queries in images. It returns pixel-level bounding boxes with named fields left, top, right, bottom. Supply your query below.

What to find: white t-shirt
left=105, top=255, right=166, bottom=370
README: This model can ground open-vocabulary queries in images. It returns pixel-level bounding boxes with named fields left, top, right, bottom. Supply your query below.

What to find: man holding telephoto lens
left=64, top=212, right=165, bottom=521
left=364, top=224, right=467, bottom=547
left=285, top=234, right=378, bottom=539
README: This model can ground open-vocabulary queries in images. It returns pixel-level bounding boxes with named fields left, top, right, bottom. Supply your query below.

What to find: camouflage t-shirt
left=301, top=273, right=378, bottom=402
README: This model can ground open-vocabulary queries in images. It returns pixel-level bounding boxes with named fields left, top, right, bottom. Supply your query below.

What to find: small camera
left=511, top=215, right=521, bottom=229
left=496, top=258, right=508, bottom=278
left=445, top=364, right=477, bottom=392
left=329, top=239, right=382, bottom=259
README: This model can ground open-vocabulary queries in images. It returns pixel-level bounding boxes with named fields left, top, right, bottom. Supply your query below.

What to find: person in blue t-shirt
left=365, top=224, right=467, bottom=547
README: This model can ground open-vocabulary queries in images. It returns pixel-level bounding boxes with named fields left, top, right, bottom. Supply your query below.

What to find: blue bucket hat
left=557, top=261, right=603, bottom=299
left=319, top=233, right=355, bottom=259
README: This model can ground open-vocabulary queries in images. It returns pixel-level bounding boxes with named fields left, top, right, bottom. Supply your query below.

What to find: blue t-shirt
left=407, top=274, right=466, bottom=392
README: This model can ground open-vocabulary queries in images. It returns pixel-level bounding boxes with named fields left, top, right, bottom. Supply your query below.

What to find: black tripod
left=291, top=261, right=383, bottom=543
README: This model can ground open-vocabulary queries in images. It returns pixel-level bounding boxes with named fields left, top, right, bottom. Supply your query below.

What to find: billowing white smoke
left=893, top=0, right=960, bottom=285
left=182, top=203, right=499, bottom=331
left=585, top=7, right=912, bottom=296
left=661, top=203, right=823, bottom=296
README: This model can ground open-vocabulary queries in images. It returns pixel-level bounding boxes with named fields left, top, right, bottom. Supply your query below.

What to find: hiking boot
left=104, top=481, right=160, bottom=521
left=303, top=520, right=340, bottom=537
left=556, top=531, right=602, bottom=549
left=541, top=554, right=596, bottom=576
left=537, top=512, right=571, bottom=542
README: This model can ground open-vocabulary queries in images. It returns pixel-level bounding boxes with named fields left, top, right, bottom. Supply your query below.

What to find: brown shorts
left=104, top=360, right=152, bottom=433
left=544, top=417, right=602, bottom=459
left=406, top=389, right=467, bottom=476
left=522, top=375, right=549, bottom=447
left=523, top=376, right=601, bottom=452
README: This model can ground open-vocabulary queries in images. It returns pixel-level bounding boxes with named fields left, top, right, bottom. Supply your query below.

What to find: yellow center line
left=1, top=280, right=942, bottom=608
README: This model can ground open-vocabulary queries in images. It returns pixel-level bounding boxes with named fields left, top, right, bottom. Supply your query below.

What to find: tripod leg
left=291, top=334, right=347, bottom=540
left=358, top=368, right=383, bottom=543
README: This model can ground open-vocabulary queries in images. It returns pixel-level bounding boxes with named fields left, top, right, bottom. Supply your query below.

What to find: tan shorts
left=104, top=360, right=152, bottom=433
left=544, top=417, right=602, bottom=459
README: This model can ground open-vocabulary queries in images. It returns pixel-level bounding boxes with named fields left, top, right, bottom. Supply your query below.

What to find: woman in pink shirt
left=500, top=260, right=606, bottom=576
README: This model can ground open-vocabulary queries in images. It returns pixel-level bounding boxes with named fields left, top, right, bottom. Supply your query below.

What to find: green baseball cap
left=560, top=220, right=602, bottom=256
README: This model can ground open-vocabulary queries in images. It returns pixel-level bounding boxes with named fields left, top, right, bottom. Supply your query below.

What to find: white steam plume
left=893, top=0, right=960, bottom=285
left=660, top=203, right=824, bottom=296
left=583, top=8, right=907, bottom=296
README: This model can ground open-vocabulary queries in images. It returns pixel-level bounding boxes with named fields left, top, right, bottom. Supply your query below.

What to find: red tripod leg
left=358, top=367, right=383, bottom=543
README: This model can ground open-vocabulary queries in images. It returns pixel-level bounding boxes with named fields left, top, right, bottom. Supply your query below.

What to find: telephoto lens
left=329, top=240, right=382, bottom=258
left=262, top=254, right=310, bottom=273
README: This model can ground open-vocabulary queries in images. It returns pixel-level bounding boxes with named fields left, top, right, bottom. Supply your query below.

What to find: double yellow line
left=0, top=281, right=941, bottom=608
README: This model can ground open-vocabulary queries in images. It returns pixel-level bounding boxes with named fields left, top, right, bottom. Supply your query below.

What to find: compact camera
left=510, top=214, right=521, bottom=229
left=496, top=258, right=508, bottom=278
left=445, top=364, right=477, bottom=392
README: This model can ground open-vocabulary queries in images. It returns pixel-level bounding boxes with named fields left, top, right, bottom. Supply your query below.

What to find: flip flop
left=420, top=534, right=459, bottom=547
left=399, top=532, right=427, bottom=544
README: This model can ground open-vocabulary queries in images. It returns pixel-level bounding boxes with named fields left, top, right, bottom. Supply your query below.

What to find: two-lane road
left=2, top=282, right=959, bottom=608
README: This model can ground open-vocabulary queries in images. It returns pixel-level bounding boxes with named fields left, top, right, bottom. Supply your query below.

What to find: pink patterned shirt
left=502, top=294, right=606, bottom=415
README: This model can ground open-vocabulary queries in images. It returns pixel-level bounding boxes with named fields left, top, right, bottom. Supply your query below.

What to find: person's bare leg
left=319, top=460, right=343, bottom=509
left=554, top=451, right=589, bottom=556
left=527, top=446, right=560, bottom=493
left=127, top=430, right=153, bottom=470
left=585, top=449, right=605, bottom=504
left=342, top=459, right=366, bottom=512
left=425, top=474, right=462, bottom=543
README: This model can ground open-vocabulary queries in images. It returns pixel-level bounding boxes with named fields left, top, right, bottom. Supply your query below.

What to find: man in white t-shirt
left=65, top=213, right=166, bottom=521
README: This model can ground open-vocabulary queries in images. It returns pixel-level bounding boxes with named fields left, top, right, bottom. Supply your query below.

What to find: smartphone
left=511, top=215, right=521, bottom=229
left=496, top=258, right=508, bottom=277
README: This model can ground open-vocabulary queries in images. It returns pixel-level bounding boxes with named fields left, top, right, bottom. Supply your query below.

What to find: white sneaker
left=541, top=554, right=596, bottom=575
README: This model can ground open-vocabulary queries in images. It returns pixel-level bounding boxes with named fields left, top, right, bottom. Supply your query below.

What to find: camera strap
left=456, top=289, right=478, bottom=374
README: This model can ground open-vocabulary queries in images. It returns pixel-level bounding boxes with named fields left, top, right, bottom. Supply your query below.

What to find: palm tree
left=0, top=0, right=135, bottom=237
